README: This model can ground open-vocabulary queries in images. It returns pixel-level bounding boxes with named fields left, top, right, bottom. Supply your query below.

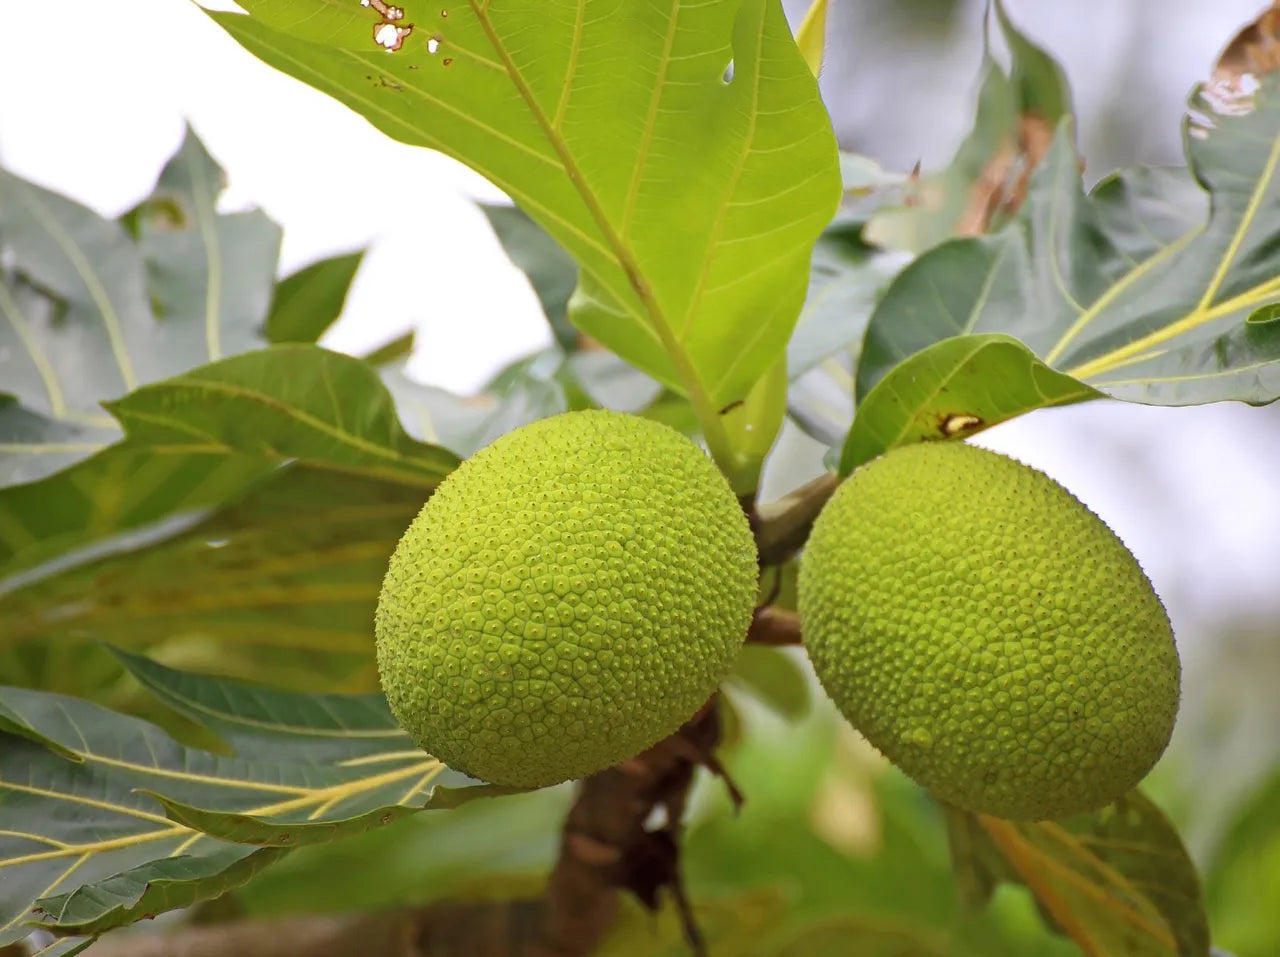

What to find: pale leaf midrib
left=12, top=186, right=137, bottom=392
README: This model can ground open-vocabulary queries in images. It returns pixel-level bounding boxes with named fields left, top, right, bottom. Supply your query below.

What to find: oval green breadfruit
left=375, top=409, right=758, bottom=788
left=799, top=441, right=1180, bottom=821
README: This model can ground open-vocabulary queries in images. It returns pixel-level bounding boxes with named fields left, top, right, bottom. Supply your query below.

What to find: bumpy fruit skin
left=375, top=409, right=757, bottom=788
left=800, top=441, right=1179, bottom=820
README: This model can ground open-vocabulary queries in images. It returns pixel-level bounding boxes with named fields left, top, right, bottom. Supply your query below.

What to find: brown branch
left=81, top=705, right=727, bottom=957
left=745, top=605, right=802, bottom=646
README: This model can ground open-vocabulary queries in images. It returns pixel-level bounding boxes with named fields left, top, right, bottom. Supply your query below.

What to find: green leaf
left=0, top=448, right=270, bottom=581
left=0, top=127, right=281, bottom=486
left=864, top=2, right=1070, bottom=253
left=383, top=349, right=572, bottom=459
left=721, top=356, right=787, bottom=493
left=967, top=791, right=1209, bottom=957
left=787, top=217, right=909, bottom=380
left=0, top=467, right=423, bottom=694
left=859, top=63, right=1280, bottom=408
left=1203, top=768, right=1280, bottom=957
left=108, top=647, right=403, bottom=762
left=264, top=250, right=365, bottom=344
left=839, top=334, right=1101, bottom=474
left=724, top=644, right=810, bottom=721
left=0, top=660, right=500, bottom=942
left=480, top=204, right=578, bottom=350
left=104, top=344, right=458, bottom=488
left=770, top=915, right=950, bottom=956
left=211, top=0, right=841, bottom=469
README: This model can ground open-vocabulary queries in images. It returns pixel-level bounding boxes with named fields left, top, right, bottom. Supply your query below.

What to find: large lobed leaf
left=858, top=66, right=1280, bottom=410
left=0, top=130, right=417, bottom=586
left=0, top=650, right=502, bottom=946
left=0, top=129, right=280, bottom=487
left=210, top=0, right=842, bottom=441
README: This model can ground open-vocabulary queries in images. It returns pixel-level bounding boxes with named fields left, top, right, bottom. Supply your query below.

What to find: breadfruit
left=799, top=440, right=1179, bottom=820
left=375, top=409, right=758, bottom=788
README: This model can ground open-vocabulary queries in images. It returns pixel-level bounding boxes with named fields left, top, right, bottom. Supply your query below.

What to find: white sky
left=3, top=0, right=1280, bottom=676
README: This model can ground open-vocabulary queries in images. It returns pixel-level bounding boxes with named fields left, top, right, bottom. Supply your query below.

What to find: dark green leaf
left=361, top=330, right=415, bottom=366
left=839, top=334, right=1101, bottom=474
left=0, top=449, right=269, bottom=581
left=859, top=65, right=1280, bottom=408
left=264, top=250, right=365, bottom=344
left=0, top=661, right=499, bottom=942
left=0, top=466, right=423, bottom=691
left=104, top=344, right=458, bottom=488
left=213, top=0, right=841, bottom=431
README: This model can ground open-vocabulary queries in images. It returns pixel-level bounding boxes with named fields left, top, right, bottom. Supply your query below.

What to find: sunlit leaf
left=0, top=127, right=281, bottom=486
left=0, top=657, right=500, bottom=943
left=794, top=0, right=828, bottom=79
left=839, top=334, right=1100, bottom=473
left=211, top=0, right=842, bottom=458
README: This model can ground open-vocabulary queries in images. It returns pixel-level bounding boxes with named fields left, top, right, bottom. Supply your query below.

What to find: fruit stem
left=752, top=471, right=840, bottom=565
left=746, top=606, right=803, bottom=646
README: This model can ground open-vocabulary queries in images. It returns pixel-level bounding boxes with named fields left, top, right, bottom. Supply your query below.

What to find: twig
left=751, top=472, right=839, bottom=566
left=745, top=605, right=802, bottom=647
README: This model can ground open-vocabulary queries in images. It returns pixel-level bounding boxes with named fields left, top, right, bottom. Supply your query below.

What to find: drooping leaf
left=959, top=791, right=1209, bottom=957
left=0, top=657, right=501, bottom=943
left=0, top=448, right=270, bottom=581
left=104, top=344, right=458, bottom=488
left=858, top=57, right=1280, bottom=409
left=864, top=1, right=1070, bottom=252
left=0, top=467, right=423, bottom=693
left=211, top=0, right=842, bottom=435
left=264, top=250, right=365, bottom=344
left=0, top=128, right=281, bottom=486
left=839, top=334, right=1101, bottom=473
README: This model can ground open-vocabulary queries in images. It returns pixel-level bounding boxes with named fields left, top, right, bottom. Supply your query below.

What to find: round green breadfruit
left=375, top=409, right=758, bottom=788
left=799, top=441, right=1180, bottom=821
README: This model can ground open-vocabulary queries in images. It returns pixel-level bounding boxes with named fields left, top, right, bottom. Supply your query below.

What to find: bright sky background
left=3, top=0, right=1280, bottom=688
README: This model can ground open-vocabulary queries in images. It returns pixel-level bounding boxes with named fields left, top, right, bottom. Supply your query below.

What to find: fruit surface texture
left=799, top=441, right=1179, bottom=820
left=375, top=410, right=758, bottom=788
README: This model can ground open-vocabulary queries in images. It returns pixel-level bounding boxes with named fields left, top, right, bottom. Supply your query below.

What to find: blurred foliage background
left=2, top=1, right=1278, bottom=955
